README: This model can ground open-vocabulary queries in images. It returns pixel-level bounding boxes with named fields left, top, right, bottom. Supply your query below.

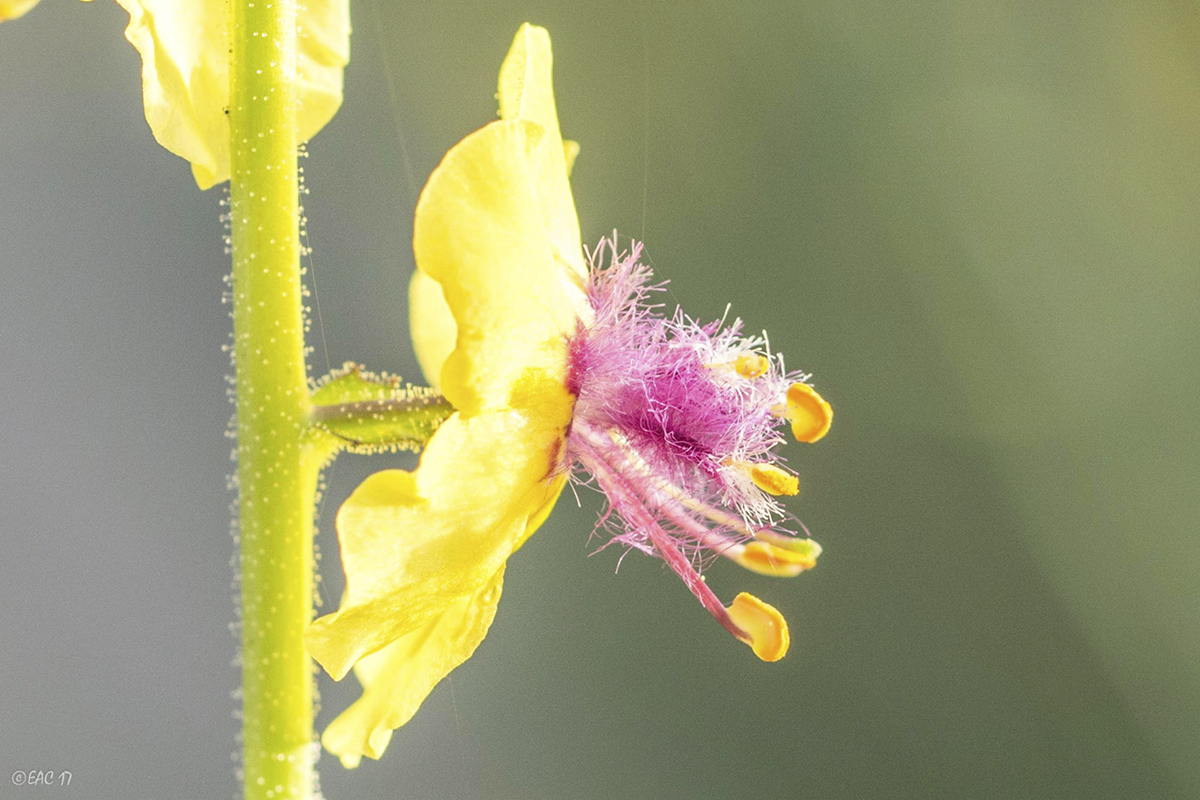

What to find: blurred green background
left=2, top=1, right=1197, bottom=798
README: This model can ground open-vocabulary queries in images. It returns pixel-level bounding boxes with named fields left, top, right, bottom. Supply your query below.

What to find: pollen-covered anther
left=731, top=535, right=821, bottom=577
left=707, top=352, right=769, bottom=379
left=754, top=530, right=823, bottom=562
left=784, top=383, right=833, bottom=443
left=726, top=592, right=790, bottom=662
left=744, top=462, right=799, bottom=496
left=733, top=353, right=770, bottom=379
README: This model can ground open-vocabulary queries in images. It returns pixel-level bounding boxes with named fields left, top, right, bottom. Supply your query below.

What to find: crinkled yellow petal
left=413, top=119, right=582, bottom=415
left=113, top=0, right=349, bottom=189
left=305, top=404, right=568, bottom=681
left=497, top=23, right=586, bottom=282
left=322, top=565, right=506, bottom=768
left=408, top=23, right=584, bottom=392
left=408, top=270, right=456, bottom=390
left=0, top=0, right=40, bottom=22
left=313, top=24, right=583, bottom=743
left=407, top=138, right=582, bottom=391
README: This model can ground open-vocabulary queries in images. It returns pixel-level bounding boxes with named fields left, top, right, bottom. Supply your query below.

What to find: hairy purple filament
left=563, top=236, right=810, bottom=632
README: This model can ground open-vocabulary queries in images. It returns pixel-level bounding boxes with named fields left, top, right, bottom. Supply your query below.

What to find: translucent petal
left=313, top=23, right=584, bottom=738
left=408, top=269, right=456, bottom=391
left=322, top=566, right=505, bottom=768
left=516, top=473, right=568, bottom=552
left=305, top=406, right=569, bottom=681
left=0, top=0, right=40, bottom=22
left=413, top=119, right=581, bottom=415
left=563, top=140, right=580, bottom=176
left=408, top=142, right=583, bottom=392
left=113, top=0, right=349, bottom=189
left=497, top=23, right=586, bottom=282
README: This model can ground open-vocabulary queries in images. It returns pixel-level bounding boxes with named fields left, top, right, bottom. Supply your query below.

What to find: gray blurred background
left=2, top=1, right=1197, bottom=798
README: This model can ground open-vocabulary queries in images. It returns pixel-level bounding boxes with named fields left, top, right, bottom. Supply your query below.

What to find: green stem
left=229, top=1, right=314, bottom=798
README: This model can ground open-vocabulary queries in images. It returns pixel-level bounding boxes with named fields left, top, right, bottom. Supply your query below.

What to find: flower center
left=562, top=236, right=830, bottom=661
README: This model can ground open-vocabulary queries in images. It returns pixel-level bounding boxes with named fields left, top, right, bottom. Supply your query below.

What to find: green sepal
left=310, top=362, right=454, bottom=453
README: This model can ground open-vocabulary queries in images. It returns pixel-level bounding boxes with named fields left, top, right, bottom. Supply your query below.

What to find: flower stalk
left=229, top=0, right=316, bottom=797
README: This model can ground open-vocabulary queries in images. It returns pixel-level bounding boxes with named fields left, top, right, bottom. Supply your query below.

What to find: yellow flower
left=0, top=0, right=40, bottom=22
left=3, top=0, right=350, bottom=187
left=115, top=0, right=349, bottom=188
left=305, top=23, right=832, bottom=768
left=306, top=23, right=579, bottom=768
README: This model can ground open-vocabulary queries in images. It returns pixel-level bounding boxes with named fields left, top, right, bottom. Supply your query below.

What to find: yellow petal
left=113, top=0, right=349, bottom=189
left=413, top=119, right=582, bottom=416
left=305, top=405, right=568, bottom=681
left=0, top=0, right=40, bottom=22
left=408, top=270, right=456, bottom=391
left=515, top=473, right=568, bottom=552
left=314, top=23, right=583, bottom=739
left=295, top=0, right=353, bottom=160
left=322, top=565, right=505, bottom=768
left=563, top=140, right=581, bottom=176
left=497, top=23, right=586, bottom=282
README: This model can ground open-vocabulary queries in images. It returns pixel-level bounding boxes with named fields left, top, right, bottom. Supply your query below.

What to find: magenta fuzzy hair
left=565, top=235, right=810, bottom=567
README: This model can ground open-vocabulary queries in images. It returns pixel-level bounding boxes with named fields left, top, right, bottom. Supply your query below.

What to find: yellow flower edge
left=321, top=565, right=506, bottom=768
left=408, top=23, right=585, bottom=390
left=0, top=0, right=40, bottom=22
left=307, top=120, right=579, bottom=685
left=306, top=24, right=584, bottom=767
left=114, top=0, right=349, bottom=189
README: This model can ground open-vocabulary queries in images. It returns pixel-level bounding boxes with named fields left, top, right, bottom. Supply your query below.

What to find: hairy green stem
left=229, top=0, right=315, bottom=797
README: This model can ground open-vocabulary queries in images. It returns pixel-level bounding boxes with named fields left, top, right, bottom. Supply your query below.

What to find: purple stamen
left=563, top=235, right=816, bottom=634
left=569, top=424, right=750, bottom=643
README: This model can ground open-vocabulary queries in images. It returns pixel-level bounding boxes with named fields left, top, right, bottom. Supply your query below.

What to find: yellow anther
left=785, top=383, right=832, bottom=443
left=754, top=529, right=822, bottom=558
left=726, top=592, right=790, bottom=662
left=732, top=536, right=821, bottom=577
left=748, top=462, right=799, bottom=496
left=733, top=353, right=770, bottom=379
